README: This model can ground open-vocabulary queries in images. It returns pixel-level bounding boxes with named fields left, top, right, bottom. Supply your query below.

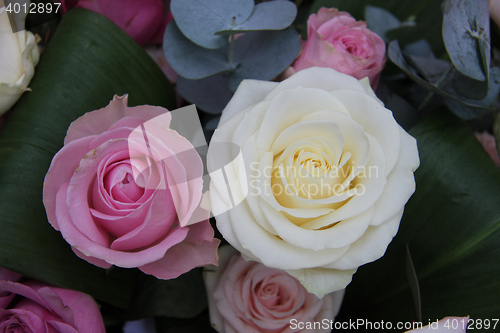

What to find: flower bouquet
left=0, top=0, right=499, bottom=332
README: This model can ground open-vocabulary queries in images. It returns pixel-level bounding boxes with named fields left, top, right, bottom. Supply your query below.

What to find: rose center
left=104, top=162, right=145, bottom=203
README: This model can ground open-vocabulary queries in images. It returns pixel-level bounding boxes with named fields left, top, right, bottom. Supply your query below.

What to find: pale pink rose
left=405, top=316, right=469, bottom=332
left=43, top=95, right=219, bottom=279
left=204, top=246, right=344, bottom=333
left=293, top=8, right=386, bottom=89
left=0, top=267, right=105, bottom=333
left=55, top=0, right=165, bottom=45
left=475, top=131, right=500, bottom=167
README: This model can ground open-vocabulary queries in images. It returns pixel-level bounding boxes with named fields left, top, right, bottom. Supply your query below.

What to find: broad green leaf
left=126, top=268, right=208, bottom=319
left=442, top=0, right=490, bottom=82
left=364, top=5, right=400, bottom=42
left=177, top=73, right=233, bottom=114
left=338, top=109, right=500, bottom=327
left=495, top=113, right=500, bottom=157
left=170, top=0, right=254, bottom=49
left=0, top=8, right=175, bottom=308
left=229, top=28, right=301, bottom=91
left=164, top=21, right=232, bottom=80
left=215, top=1, right=297, bottom=35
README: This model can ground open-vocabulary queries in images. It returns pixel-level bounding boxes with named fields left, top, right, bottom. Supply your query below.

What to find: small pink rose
left=204, top=246, right=344, bottom=333
left=293, top=8, right=386, bottom=89
left=43, top=95, right=219, bottom=279
left=0, top=267, right=105, bottom=333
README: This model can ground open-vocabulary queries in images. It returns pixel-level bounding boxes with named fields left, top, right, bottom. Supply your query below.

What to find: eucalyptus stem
left=229, top=34, right=235, bottom=69
left=417, top=65, right=454, bottom=112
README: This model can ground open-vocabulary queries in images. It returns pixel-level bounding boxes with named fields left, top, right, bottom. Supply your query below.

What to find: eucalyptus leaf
left=215, top=1, right=297, bottom=35
left=170, top=0, right=254, bottom=49
left=229, top=27, right=301, bottom=91
left=338, top=109, right=500, bottom=328
left=388, top=40, right=497, bottom=119
left=309, top=0, right=436, bottom=21
left=164, top=21, right=231, bottom=80
left=0, top=8, right=175, bottom=308
left=442, top=0, right=490, bottom=82
left=452, top=71, right=488, bottom=100
left=403, top=39, right=434, bottom=58
left=364, top=5, right=400, bottom=42
left=177, top=73, right=233, bottom=114
left=376, top=83, right=419, bottom=131
left=204, top=116, right=221, bottom=131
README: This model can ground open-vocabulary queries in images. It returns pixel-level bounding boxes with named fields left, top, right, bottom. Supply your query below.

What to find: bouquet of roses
left=0, top=0, right=498, bottom=332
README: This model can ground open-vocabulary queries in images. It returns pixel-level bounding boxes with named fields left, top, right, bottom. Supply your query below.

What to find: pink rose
left=55, top=0, right=165, bottom=45
left=0, top=267, right=105, bottom=333
left=475, top=131, right=500, bottom=167
left=43, top=95, right=219, bottom=279
left=204, top=246, right=344, bottom=333
left=293, top=8, right=386, bottom=89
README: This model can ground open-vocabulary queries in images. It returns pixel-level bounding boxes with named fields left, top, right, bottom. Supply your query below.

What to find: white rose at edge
left=0, top=5, right=40, bottom=115
left=207, top=67, right=420, bottom=298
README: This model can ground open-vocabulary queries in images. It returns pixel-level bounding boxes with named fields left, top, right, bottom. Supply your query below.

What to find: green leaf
left=164, top=21, right=231, bottom=80
left=0, top=8, right=175, bottom=308
left=170, top=0, right=254, bottom=49
left=215, top=1, right=297, bottom=35
left=364, top=5, right=400, bottom=42
left=229, top=27, right=301, bottom=91
left=442, top=0, right=490, bottom=82
left=177, top=73, right=233, bottom=114
left=339, top=109, right=500, bottom=327
left=127, top=269, right=208, bottom=319
left=495, top=113, right=500, bottom=158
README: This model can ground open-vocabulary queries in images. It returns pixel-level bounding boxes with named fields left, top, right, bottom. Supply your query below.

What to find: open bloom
left=204, top=246, right=344, bottom=333
left=43, top=95, right=219, bottom=279
left=0, top=267, right=105, bottom=333
left=0, top=5, right=40, bottom=115
left=206, top=67, right=419, bottom=297
left=293, top=8, right=386, bottom=89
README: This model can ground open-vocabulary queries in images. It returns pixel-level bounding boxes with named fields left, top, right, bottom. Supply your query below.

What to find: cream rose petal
left=219, top=80, right=278, bottom=125
left=285, top=267, right=356, bottom=299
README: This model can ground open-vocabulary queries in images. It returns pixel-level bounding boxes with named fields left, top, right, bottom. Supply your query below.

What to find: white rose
left=0, top=5, right=40, bottom=115
left=207, top=67, right=420, bottom=298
